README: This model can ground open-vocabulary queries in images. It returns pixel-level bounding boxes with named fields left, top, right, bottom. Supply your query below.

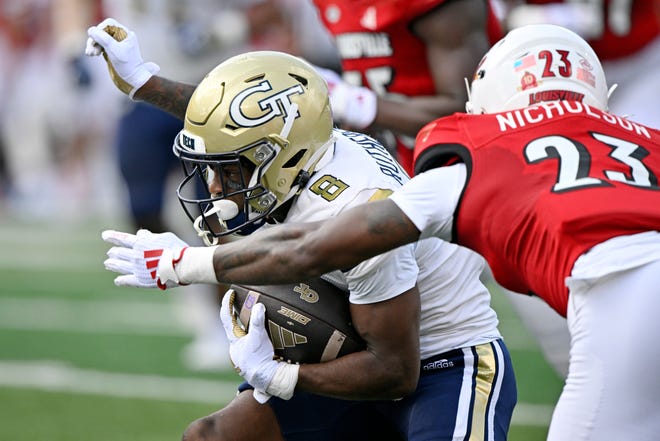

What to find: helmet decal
left=576, top=57, right=596, bottom=87
left=519, top=71, right=539, bottom=91
left=528, top=89, right=584, bottom=105
left=513, top=53, right=536, bottom=72
left=229, top=80, right=304, bottom=127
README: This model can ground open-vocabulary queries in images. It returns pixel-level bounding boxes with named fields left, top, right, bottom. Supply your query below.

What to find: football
left=103, top=25, right=128, bottom=42
left=228, top=278, right=365, bottom=364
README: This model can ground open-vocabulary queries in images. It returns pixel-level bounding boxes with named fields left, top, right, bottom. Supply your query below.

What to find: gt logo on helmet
left=230, top=80, right=303, bottom=128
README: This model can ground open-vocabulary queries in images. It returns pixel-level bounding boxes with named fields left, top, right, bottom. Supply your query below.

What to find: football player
left=101, top=24, right=660, bottom=441
left=89, top=19, right=517, bottom=441
left=309, top=0, right=504, bottom=175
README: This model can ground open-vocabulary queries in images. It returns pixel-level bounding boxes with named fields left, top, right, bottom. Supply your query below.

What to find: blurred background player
left=309, top=0, right=504, bottom=175
left=97, top=0, right=340, bottom=371
left=0, top=0, right=121, bottom=220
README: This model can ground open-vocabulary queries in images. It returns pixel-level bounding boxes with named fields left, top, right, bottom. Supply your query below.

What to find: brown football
left=228, top=278, right=365, bottom=364
left=103, top=25, right=128, bottom=42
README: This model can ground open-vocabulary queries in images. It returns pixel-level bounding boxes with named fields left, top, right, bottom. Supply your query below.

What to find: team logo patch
left=143, top=249, right=164, bottom=280
left=519, top=71, right=539, bottom=91
left=293, top=283, right=319, bottom=303
left=268, top=320, right=308, bottom=350
left=229, top=80, right=303, bottom=128
left=422, top=358, right=455, bottom=371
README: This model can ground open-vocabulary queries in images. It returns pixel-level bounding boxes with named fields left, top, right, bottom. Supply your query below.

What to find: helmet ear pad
left=466, top=24, right=609, bottom=114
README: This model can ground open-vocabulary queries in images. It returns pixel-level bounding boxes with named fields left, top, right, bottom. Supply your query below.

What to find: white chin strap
left=193, top=200, right=240, bottom=246
left=607, top=83, right=618, bottom=100
left=464, top=77, right=474, bottom=114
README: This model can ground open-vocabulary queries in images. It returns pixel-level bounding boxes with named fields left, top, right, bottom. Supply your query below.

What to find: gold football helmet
left=173, top=51, right=334, bottom=243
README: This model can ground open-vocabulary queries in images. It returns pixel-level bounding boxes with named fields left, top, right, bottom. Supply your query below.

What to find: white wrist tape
left=265, top=363, right=299, bottom=400
left=175, top=246, right=219, bottom=284
left=127, top=62, right=160, bottom=100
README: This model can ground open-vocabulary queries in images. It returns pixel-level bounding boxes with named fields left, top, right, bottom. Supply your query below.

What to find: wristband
left=175, top=245, right=219, bottom=284
left=265, top=363, right=299, bottom=400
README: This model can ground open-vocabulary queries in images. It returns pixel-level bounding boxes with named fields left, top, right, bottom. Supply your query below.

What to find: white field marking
left=0, top=360, right=554, bottom=426
left=0, top=297, right=192, bottom=336
left=0, top=251, right=105, bottom=271
left=511, top=402, right=555, bottom=427
left=0, top=221, right=117, bottom=270
left=0, top=360, right=238, bottom=404
left=0, top=244, right=107, bottom=271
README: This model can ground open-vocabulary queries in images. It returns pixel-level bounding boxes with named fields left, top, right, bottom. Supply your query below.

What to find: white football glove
left=86, top=18, right=160, bottom=98
left=220, top=291, right=299, bottom=404
left=314, top=66, right=377, bottom=129
left=102, top=229, right=190, bottom=290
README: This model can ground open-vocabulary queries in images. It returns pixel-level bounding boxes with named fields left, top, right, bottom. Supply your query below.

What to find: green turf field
left=0, top=217, right=563, bottom=440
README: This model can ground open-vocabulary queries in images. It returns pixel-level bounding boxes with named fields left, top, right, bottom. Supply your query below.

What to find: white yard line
left=0, top=359, right=555, bottom=426
left=0, top=221, right=116, bottom=270
left=0, top=297, right=192, bottom=336
left=0, top=360, right=237, bottom=404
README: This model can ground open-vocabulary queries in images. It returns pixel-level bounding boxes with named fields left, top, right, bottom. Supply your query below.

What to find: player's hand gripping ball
left=85, top=18, right=159, bottom=97
left=227, top=278, right=365, bottom=364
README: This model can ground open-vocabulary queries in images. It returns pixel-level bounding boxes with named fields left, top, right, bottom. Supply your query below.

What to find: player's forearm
left=375, top=94, right=464, bottom=137
left=295, top=349, right=419, bottom=400
left=132, top=76, right=197, bottom=120
left=209, top=221, right=330, bottom=284
left=209, top=200, right=421, bottom=285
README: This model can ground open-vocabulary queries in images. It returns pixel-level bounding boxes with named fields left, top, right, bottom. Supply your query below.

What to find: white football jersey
left=281, top=129, right=501, bottom=357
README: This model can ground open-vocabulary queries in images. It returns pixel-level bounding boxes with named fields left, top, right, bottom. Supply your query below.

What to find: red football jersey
left=521, top=0, right=660, bottom=60
left=312, top=0, right=503, bottom=174
left=414, top=101, right=660, bottom=316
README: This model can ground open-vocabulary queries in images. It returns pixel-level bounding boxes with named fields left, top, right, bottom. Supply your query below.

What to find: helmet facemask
left=174, top=135, right=286, bottom=244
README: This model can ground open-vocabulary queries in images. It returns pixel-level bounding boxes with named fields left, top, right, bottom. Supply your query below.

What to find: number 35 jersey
left=281, top=128, right=502, bottom=358
left=412, top=101, right=660, bottom=316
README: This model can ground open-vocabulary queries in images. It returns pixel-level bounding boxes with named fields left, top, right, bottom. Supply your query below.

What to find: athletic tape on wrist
left=266, top=363, right=299, bottom=400
left=175, top=246, right=219, bottom=284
